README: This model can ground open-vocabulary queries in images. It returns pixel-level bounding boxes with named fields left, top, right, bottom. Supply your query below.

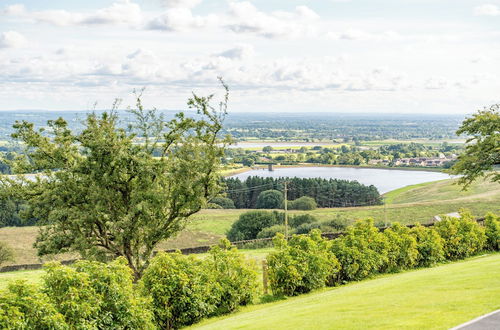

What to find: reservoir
left=230, top=166, right=452, bottom=194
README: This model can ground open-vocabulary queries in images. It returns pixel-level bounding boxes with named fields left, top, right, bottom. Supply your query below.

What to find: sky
left=0, top=0, right=500, bottom=113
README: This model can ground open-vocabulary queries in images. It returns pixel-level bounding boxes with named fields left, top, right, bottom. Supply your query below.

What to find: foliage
left=257, top=225, right=286, bottom=239
left=288, top=196, right=317, bottom=210
left=267, top=230, right=340, bottom=296
left=434, top=211, right=486, bottom=260
left=484, top=213, right=500, bottom=251
left=330, top=219, right=388, bottom=282
left=1, top=86, right=229, bottom=279
left=0, top=241, right=14, bottom=266
left=382, top=223, right=418, bottom=272
left=209, top=197, right=235, bottom=209
left=0, top=281, right=67, bottom=329
left=289, top=214, right=318, bottom=228
left=223, top=176, right=382, bottom=209
left=410, top=224, right=445, bottom=267
left=451, top=104, right=500, bottom=188
left=293, top=222, right=321, bottom=235
left=255, top=190, right=284, bottom=209
left=205, top=239, right=258, bottom=316
left=226, top=210, right=282, bottom=241
left=324, top=216, right=349, bottom=231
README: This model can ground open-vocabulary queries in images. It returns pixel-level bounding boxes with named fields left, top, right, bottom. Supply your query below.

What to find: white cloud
left=225, top=2, right=320, bottom=38
left=214, top=44, right=255, bottom=60
left=0, top=31, right=27, bottom=49
left=474, top=4, right=500, bottom=16
left=4, top=1, right=143, bottom=26
left=160, top=0, right=202, bottom=9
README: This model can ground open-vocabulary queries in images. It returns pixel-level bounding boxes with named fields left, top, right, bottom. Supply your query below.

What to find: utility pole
left=284, top=181, right=288, bottom=239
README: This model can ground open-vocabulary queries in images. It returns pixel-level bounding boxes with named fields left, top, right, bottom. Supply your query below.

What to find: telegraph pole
left=284, top=181, right=288, bottom=239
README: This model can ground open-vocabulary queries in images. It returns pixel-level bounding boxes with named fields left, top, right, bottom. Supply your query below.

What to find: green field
left=191, top=253, right=500, bottom=330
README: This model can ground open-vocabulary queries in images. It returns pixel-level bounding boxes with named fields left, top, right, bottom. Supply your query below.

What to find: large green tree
left=0, top=84, right=230, bottom=279
left=451, top=104, right=500, bottom=188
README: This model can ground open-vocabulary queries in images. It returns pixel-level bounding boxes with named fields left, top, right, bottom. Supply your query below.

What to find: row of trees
left=223, top=176, right=382, bottom=208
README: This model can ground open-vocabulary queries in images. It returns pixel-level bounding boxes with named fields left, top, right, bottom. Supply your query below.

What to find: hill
left=191, top=253, right=500, bottom=330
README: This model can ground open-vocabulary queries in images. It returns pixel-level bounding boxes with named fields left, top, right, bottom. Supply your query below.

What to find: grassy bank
left=191, top=252, right=500, bottom=330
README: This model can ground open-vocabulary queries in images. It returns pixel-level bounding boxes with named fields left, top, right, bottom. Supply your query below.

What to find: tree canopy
left=0, top=84, right=230, bottom=279
left=451, top=104, right=500, bottom=188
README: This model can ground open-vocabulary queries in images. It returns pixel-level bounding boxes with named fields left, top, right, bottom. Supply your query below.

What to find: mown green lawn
left=191, top=253, right=500, bottom=330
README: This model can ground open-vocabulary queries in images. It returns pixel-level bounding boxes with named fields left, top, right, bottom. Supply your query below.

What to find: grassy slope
left=192, top=253, right=500, bottom=330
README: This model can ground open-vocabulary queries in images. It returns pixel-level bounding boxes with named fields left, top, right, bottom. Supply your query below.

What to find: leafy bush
left=43, top=259, right=154, bottom=329
left=289, top=214, right=318, bottom=228
left=205, top=239, right=258, bottom=315
left=257, top=225, right=286, bottom=239
left=484, top=213, right=500, bottom=251
left=256, top=190, right=284, bottom=209
left=0, top=241, right=14, bottom=266
left=227, top=211, right=282, bottom=241
left=323, top=216, right=349, bottom=231
left=410, top=224, right=445, bottom=267
left=140, top=252, right=214, bottom=329
left=288, top=196, right=317, bottom=210
left=382, top=223, right=418, bottom=272
left=267, top=230, right=340, bottom=296
left=205, top=203, right=223, bottom=209
left=434, top=211, right=486, bottom=260
left=209, top=197, right=235, bottom=209
left=293, top=222, right=321, bottom=235
left=0, top=281, right=67, bottom=329
left=330, top=219, right=388, bottom=282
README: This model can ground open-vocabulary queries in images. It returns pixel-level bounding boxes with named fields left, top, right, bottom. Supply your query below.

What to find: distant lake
left=230, top=166, right=452, bottom=194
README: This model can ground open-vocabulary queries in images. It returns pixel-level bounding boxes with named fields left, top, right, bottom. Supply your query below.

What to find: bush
left=140, top=252, right=214, bottom=329
left=434, top=211, right=486, bottom=260
left=293, top=222, right=321, bottom=235
left=288, top=196, right=317, bottom=210
left=209, top=197, right=235, bottom=209
left=205, top=239, right=258, bottom=316
left=410, top=224, right=445, bottom=267
left=256, top=190, right=284, bottom=209
left=289, top=214, right=318, bottom=228
left=205, top=203, right=223, bottom=209
left=257, top=225, right=286, bottom=239
left=324, top=216, right=349, bottom=231
left=43, top=259, right=154, bottom=329
left=0, top=281, right=67, bottom=329
left=0, top=241, right=14, bottom=266
left=330, top=219, right=388, bottom=282
left=227, top=211, right=282, bottom=241
left=267, top=230, right=340, bottom=296
left=383, top=223, right=418, bottom=272
left=484, top=213, right=500, bottom=251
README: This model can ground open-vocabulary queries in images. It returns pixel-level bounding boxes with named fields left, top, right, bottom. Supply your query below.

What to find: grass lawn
left=0, top=269, right=44, bottom=290
left=191, top=252, right=500, bottom=330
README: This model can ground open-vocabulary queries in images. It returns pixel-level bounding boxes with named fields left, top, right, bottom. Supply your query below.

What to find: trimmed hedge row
left=267, top=211, right=499, bottom=297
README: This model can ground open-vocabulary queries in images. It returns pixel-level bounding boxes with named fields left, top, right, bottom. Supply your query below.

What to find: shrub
left=227, top=211, right=282, bottom=241
left=205, top=239, right=258, bottom=316
left=330, top=219, right=388, bottom=282
left=0, top=241, right=14, bottom=266
left=434, top=210, right=486, bottom=260
left=383, top=223, right=418, bottom=272
left=209, top=197, right=235, bottom=209
left=289, top=214, right=318, bottom=228
left=0, top=281, right=67, bottom=329
left=293, top=222, right=321, bottom=235
left=257, top=225, right=286, bottom=239
left=324, top=216, right=349, bottom=231
left=205, top=203, right=223, bottom=209
left=410, top=224, right=445, bottom=267
left=256, top=190, right=284, bottom=209
left=267, top=230, right=340, bottom=296
left=484, top=213, right=500, bottom=251
left=43, top=259, right=154, bottom=329
left=140, top=252, right=214, bottom=329
left=288, top=196, right=317, bottom=210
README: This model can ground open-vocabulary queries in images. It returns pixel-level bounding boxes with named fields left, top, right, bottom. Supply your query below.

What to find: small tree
left=1, top=82, right=230, bottom=279
left=226, top=210, right=282, bottom=241
left=451, top=104, right=499, bottom=188
left=0, top=241, right=14, bottom=266
left=256, top=190, right=284, bottom=209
